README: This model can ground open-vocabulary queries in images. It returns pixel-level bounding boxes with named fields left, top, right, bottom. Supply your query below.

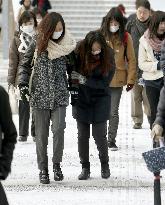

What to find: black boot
left=78, top=168, right=90, bottom=180
left=53, top=163, right=64, bottom=181
left=39, top=169, right=50, bottom=184
left=101, top=163, right=110, bottom=179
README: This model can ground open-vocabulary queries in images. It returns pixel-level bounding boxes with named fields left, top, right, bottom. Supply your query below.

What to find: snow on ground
left=2, top=90, right=165, bottom=205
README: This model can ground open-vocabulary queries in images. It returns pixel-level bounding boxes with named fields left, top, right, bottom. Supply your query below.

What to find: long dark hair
left=37, top=12, right=65, bottom=55
left=77, top=30, right=112, bottom=75
left=149, top=11, right=165, bottom=38
left=100, top=7, right=125, bottom=43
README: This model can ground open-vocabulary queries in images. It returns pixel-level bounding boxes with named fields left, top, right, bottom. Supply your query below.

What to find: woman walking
left=139, top=10, right=165, bottom=129
left=8, top=11, right=37, bottom=142
left=70, top=31, right=115, bottom=180
left=100, top=7, right=136, bottom=150
left=18, top=12, right=76, bottom=184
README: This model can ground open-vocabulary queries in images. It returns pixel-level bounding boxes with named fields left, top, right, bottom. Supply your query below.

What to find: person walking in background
left=17, top=0, right=32, bottom=22
left=18, top=12, right=76, bottom=184
left=117, top=4, right=127, bottom=27
left=126, top=0, right=151, bottom=129
left=100, top=7, right=136, bottom=151
left=32, top=0, right=51, bottom=13
left=138, top=10, right=165, bottom=129
left=8, top=11, right=37, bottom=142
left=70, top=31, right=115, bottom=180
left=32, top=7, right=46, bottom=24
left=0, top=86, right=17, bottom=205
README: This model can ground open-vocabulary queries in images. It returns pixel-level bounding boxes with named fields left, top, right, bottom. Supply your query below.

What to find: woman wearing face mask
left=139, top=11, right=165, bottom=129
left=32, top=7, right=46, bottom=25
left=18, top=12, right=76, bottom=184
left=70, top=31, right=115, bottom=180
left=100, top=7, right=136, bottom=151
left=8, top=11, right=37, bottom=142
left=17, top=0, right=32, bottom=22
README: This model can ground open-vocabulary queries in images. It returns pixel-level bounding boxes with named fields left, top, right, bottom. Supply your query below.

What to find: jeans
left=33, top=106, right=66, bottom=170
left=146, top=86, right=162, bottom=129
left=108, top=87, right=123, bottom=143
left=77, top=121, right=109, bottom=167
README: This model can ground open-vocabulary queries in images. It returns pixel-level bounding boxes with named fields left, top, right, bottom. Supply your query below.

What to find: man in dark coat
left=126, top=0, right=151, bottom=129
left=0, top=86, right=17, bottom=205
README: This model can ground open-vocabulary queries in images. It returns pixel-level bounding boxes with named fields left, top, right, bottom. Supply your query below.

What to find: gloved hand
left=151, top=124, right=163, bottom=142
left=19, top=85, right=30, bottom=102
left=126, top=84, right=134, bottom=92
left=70, top=87, right=79, bottom=106
left=71, top=71, right=87, bottom=85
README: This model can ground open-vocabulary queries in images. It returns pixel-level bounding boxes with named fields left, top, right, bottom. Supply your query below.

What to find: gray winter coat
left=160, top=40, right=165, bottom=73
left=154, top=85, right=165, bottom=129
left=18, top=40, right=73, bottom=110
left=126, top=18, right=150, bottom=79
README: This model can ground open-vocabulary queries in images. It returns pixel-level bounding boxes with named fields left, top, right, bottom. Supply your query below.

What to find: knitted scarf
left=18, top=31, right=35, bottom=53
left=47, top=30, right=76, bottom=60
left=144, top=29, right=163, bottom=52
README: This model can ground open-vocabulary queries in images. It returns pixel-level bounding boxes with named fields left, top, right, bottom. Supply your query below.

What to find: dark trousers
left=146, top=86, right=162, bottom=129
left=0, top=182, right=9, bottom=205
left=77, top=121, right=109, bottom=168
left=19, top=100, right=30, bottom=136
left=108, top=87, right=123, bottom=143
left=34, top=107, right=66, bottom=170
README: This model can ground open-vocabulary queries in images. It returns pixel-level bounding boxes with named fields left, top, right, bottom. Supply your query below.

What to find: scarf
left=47, top=30, right=76, bottom=60
left=135, top=18, right=150, bottom=37
left=144, top=29, right=163, bottom=52
left=18, top=31, right=35, bottom=53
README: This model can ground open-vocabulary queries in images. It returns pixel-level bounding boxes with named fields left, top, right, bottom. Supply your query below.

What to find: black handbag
left=142, top=145, right=165, bottom=173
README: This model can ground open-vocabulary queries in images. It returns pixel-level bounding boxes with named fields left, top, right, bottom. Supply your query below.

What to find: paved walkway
left=1, top=84, right=164, bottom=204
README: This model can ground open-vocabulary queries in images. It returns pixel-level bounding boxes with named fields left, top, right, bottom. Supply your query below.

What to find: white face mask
left=20, top=25, right=34, bottom=34
left=92, top=49, right=101, bottom=55
left=52, top=31, right=63, bottom=39
left=110, top=25, right=119, bottom=33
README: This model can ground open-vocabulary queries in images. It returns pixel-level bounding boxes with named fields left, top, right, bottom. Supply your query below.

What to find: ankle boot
left=39, top=169, right=50, bottom=184
left=101, top=163, right=110, bottom=179
left=78, top=168, right=90, bottom=180
left=53, top=163, right=64, bottom=181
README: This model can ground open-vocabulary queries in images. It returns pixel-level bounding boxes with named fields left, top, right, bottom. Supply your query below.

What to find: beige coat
left=107, top=33, right=136, bottom=87
left=138, top=35, right=163, bottom=80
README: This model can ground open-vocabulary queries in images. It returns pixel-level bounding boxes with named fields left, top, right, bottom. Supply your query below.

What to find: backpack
left=123, top=31, right=129, bottom=62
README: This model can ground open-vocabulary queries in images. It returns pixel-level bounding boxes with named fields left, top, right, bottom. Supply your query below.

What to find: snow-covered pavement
left=1, top=89, right=165, bottom=205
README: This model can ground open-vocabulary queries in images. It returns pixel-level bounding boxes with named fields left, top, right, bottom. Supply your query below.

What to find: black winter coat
left=72, top=48, right=115, bottom=124
left=154, top=85, right=165, bottom=129
left=0, top=86, right=17, bottom=180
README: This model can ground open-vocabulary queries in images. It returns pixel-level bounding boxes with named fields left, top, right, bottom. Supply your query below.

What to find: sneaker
left=133, top=123, right=142, bottom=129
left=39, top=169, right=50, bottom=184
left=18, top=136, right=27, bottom=142
left=53, top=163, right=64, bottom=181
left=108, top=142, right=118, bottom=151
left=101, top=163, right=110, bottom=179
left=78, top=168, right=90, bottom=180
